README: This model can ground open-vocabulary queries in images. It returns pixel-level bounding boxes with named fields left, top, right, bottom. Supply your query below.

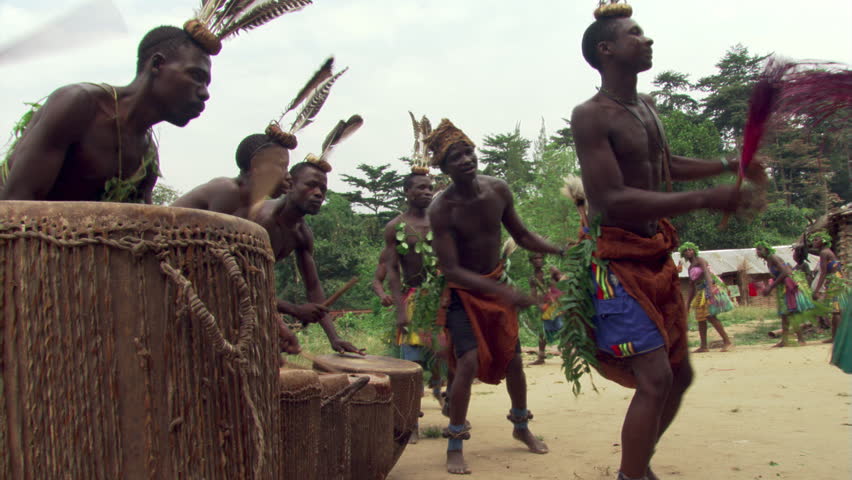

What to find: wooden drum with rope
left=346, top=373, right=394, bottom=480
left=0, top=202, right=282, bottom=479
left=313, top=354, right=423, bottom=470
left=317, top=373, right=369, bottom=480
left=279, top=369, right=322, bottom=480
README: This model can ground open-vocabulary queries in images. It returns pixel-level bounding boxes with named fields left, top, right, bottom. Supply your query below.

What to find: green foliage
left=553, top=221, right=601, bottom=396
left=479, top=124, right=534, bottom=195
left=696, top=44, right=769, bottom=146
left=340, top=163, right=405, bottom=216
left=660, top=110, right=723, bottom=160
left=151, top=182, right=181, bottom=206
left=651, top=70, right=698, bottom=114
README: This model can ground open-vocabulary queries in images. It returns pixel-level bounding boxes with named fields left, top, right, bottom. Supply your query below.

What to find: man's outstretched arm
left=497, top=180, right=564, bottom=255
left=572, top=103, right=746, bottom=223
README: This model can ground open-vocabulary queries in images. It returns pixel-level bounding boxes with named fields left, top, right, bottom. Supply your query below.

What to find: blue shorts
left=543, top=316, right=564, bottom=344
left=592, top=273, right=665, bottom=358
left=400, top=344, right=425, bottom=363
left=445, top=290, right=521, bottom=359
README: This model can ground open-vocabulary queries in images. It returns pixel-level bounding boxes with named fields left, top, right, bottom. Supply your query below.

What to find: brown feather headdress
left=408, top=111, right=433, bottom=175
left=302, top=115, right=364, bottom=173
left=184, top=0, right=313, bottom=55
left=594, top=0, right=632, bottom=20
left=423, top=119, right=475, bottom=168
left=265, top=57, right=348, bottom=150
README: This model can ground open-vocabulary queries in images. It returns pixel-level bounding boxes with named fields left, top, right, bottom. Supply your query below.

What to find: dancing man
left=571, top=2, right=765, bottom=479
left=426, top=118, right=558, bottom=474
left=680, top=242, right=734, bottom=352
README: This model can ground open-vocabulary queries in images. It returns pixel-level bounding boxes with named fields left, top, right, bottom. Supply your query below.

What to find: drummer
left=0, top=3, right=304, bottom=203
left=252, top=134, right=365, bottom=355
left=173, top=133, right=292, bottom=217
left=425, top=119, right=561, bottom=474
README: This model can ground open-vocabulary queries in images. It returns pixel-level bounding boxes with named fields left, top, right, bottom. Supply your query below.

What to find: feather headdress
left=561, top=174, right=590, bottom=228
left=408, top=111, right=433, bottom=175
left=424, top=119, right=475, bottom=168
left=184, top=0, right=312, bottom=55
left=265, top=57, right=348, bottom=150
left=302, top=114, right=364, bottom=173
left=594, top=0, right=632, bottom=20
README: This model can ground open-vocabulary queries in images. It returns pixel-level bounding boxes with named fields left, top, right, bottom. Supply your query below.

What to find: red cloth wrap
left=594, top=219, right=688, bottom=388
left=436, top=263, right=519, bottom=385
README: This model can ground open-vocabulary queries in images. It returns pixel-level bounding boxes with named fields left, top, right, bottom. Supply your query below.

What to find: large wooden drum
left=0, top=202, right=282, bottom=479
left=279, top=369, right=321, bottom=480
left=318, top=374, right=354, bottom=480
left=347, top=373, right=393, bottom=480
left=313, top=354, right=423, bottom=469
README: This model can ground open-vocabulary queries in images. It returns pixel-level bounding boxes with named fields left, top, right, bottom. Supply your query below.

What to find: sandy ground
left=388, top=342, right=851, bottom=480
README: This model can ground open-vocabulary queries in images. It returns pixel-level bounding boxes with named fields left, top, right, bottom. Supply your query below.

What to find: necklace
left=599, top=86, right=638, bottom=105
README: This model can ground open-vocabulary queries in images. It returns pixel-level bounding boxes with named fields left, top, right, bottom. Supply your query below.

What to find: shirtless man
left=1, top=26, right=211, bottom=202
left=173, top=133, right=292, bottom=217
left=173, top=132, right=300, bottom=355
left=572, top=4, right=765, bottom=479
left=426, top=119, right=558, bottom=474
left=252, top=161, right=363, bottom=354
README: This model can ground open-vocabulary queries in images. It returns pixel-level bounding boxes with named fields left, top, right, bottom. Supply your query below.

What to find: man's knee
left=634, top=361, right=673, bottom=401
left=672, top=359, right=693, bottom=392
left=456, top=349, right=479, bottom=376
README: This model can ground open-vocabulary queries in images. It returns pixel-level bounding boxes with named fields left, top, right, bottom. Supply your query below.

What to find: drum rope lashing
left=0, top=224, right=270, bottom=478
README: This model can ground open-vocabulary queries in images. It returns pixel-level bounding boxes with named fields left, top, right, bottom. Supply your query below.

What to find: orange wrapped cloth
left=437, top=264, right=519, bottom=385
left=594, top=219, right=688, bottom=388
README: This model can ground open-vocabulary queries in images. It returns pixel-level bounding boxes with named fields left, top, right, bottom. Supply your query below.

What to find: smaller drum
left=347, top=374, right=394, bottom=480
left=279, top=369, right=322, bottom=480
left=317, top=374, right=356, bottom=480
left=313, top=354, right=423, bottom=469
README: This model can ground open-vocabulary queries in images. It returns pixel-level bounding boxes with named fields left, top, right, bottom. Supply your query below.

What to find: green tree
left=479, top=125, right=533, bottom=194
left=340, top=163, right=405, bottom=216
left=549, top=118, right=574, bottom=150
left=696, top=44, right=769, bottom=147
left=651, top=70, right=698, bottom=114
left=151, top=182, right=181, bottom=205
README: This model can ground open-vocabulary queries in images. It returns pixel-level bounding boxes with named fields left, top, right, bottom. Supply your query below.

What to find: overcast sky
left=1, top=0, right=850, bottom=196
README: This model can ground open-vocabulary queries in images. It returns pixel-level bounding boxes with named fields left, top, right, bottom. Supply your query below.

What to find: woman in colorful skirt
left=680, top=242, right=734, bottom=352
left=811, top=232, right=847, bottom=344
left=755, top=241, right=816, bottom=347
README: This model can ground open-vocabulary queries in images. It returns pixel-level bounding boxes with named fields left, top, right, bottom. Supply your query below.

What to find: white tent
left=671, top=246, right=820, bottom=279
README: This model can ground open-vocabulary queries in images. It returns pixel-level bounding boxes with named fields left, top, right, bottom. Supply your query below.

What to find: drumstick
left=322, top=277, right=359, bottom=308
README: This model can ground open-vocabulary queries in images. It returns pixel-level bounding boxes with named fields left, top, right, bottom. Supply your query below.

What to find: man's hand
left=506, top=288, right=538, bottom=310
left=380, top=294, right=394, bottom=307
left=277, top=317, right=301, bottom=355
left=705, top=185, right=766, bottom=214
left=730, top=158, right=768, bottom=186
left=330, top=337, right=366, bottom=355
left=287, top=303, right=329, bottom=324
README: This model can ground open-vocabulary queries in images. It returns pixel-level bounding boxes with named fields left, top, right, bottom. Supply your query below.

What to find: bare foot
left=693, top=347, right=709, bottom=353
left=512, top=428, right=549, bottom=454
left=721, top=342, right=733, bottom=352
left=797, top=339, right=806, bottom=346
left=409, top=428, right=419, bottom=444
left=772, top=340, right=787, bottom=348
left=530, top=355, right=546, bottom=366
left=446, top=450, right=471, bottom=475
left=822, top=337, right=834, bottom=344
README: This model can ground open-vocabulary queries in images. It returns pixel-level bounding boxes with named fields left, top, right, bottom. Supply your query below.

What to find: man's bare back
left=253, top=199, right=311, bottom=261
left=173, top=177, right=245, bottom=215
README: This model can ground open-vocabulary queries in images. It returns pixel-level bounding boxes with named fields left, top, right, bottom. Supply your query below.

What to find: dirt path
left=389, top=343, right=851, bottom=479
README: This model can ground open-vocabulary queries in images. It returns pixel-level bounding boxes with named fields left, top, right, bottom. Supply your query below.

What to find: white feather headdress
left=408, top=112, right=433, bottom=175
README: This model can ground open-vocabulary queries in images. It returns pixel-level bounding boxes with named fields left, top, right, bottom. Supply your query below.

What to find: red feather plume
left=739, top=57, right=793, bottom=177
